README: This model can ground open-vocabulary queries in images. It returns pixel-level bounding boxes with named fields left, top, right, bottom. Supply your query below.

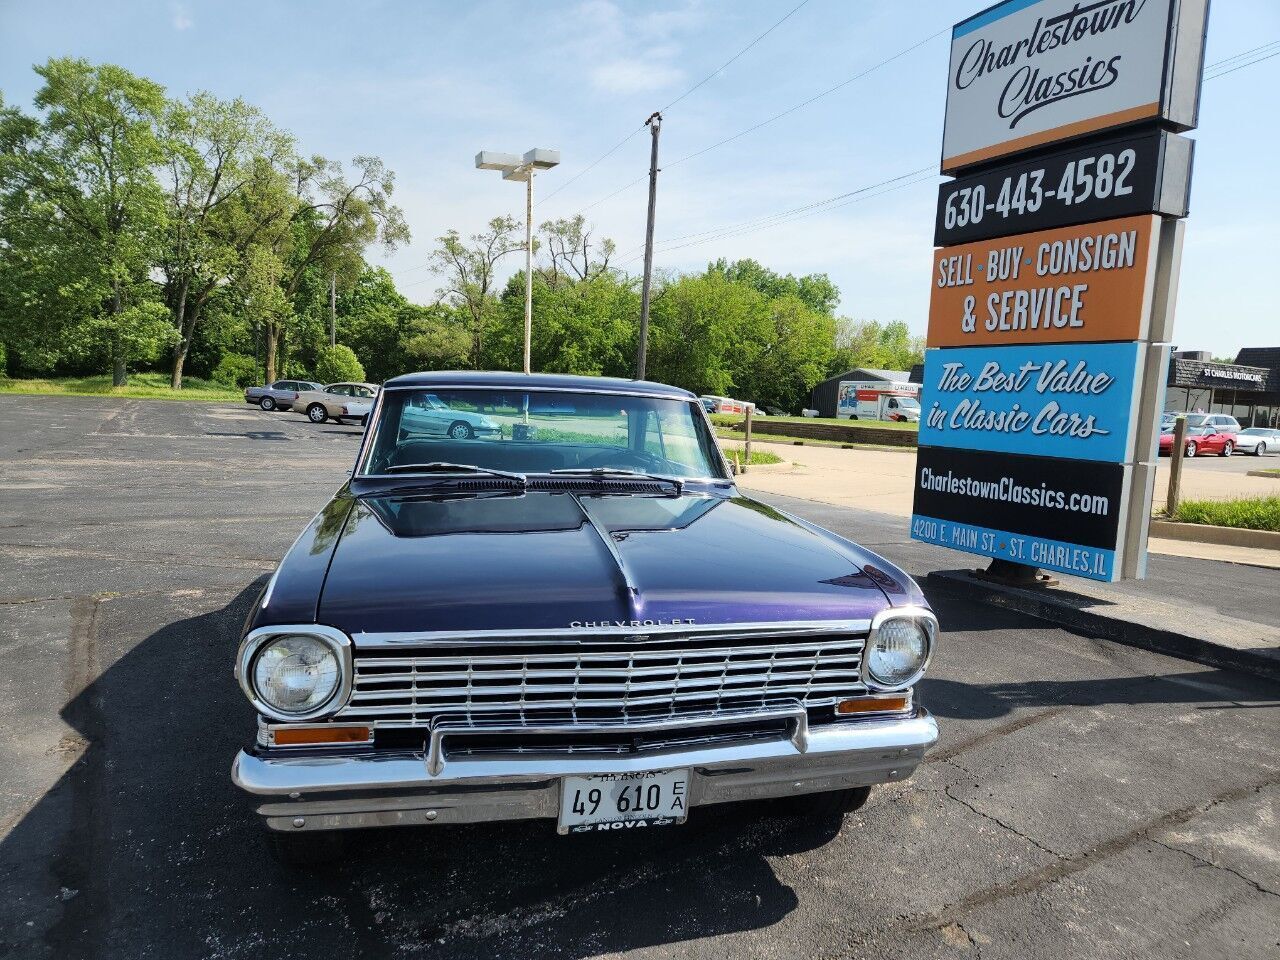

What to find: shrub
left=212, top=352, right=262, bottom=388
left=1173, top=496, right=1280, bottom=532
left=314, top=344, right=365, bottom=384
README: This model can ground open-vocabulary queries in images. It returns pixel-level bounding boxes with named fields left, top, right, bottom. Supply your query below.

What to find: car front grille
left=336, top=627, right=868, bottom=728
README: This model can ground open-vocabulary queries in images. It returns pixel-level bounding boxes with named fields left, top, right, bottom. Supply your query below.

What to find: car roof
left=324, top=382, right=379, bottom=389
left=382, top=370, right=694, bottom=399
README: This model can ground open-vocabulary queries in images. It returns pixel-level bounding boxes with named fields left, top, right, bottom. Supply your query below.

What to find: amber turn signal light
left=836, top=695, right=910, bottom=715
left=273, top=726, right=371, bottom=746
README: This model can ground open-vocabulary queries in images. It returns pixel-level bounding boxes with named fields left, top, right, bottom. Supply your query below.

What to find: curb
left=926, top=570, right=1280, bottom=682
left=1149, top=519, right=1280, bottom=550
left=1246, top=470, right=1280, bottom=479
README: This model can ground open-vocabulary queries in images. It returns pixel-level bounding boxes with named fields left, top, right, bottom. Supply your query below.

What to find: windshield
left=359, top=388, right=726, bottom=479
left=897, top=397, right=920, bottom=410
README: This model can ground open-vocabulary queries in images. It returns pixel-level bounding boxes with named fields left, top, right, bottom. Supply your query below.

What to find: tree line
left=0, top=58, right=922, bottom=412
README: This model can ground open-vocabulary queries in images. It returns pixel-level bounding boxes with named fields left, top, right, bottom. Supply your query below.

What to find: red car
left=1158, top=423, right=1237, bottom=458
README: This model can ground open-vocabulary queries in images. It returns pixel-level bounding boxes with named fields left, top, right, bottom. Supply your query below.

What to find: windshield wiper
left=382, top=462, right=526, bottom=485
left=549, top=467, right=683, bottom=493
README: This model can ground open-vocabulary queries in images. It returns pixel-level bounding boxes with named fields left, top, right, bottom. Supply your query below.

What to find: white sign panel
left=941, top=0, right=1207, bottom=174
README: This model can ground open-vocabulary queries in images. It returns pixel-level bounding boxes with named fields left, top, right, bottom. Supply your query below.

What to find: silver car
left=1234, top=427, right=1280, bottom=456
left=244, top=380, right=322, bottom=412
left=400, top=393, right=501, bottom=440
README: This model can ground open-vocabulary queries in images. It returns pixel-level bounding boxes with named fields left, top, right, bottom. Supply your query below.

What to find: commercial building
left=1165, top=349, right=1279, bottom=427
left=809, top=367, right=914, bottom=419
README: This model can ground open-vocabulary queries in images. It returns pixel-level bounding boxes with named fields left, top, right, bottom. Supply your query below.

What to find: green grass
left=1252, top=469, right=1280, bottom=478
left=0, top=373, right=241, bottom=402
left=1171, top=496, right=1280, bottom=532
left=722, top=447, right=784, bottom=467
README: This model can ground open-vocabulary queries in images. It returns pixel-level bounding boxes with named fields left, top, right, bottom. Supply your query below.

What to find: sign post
left=911, top=0, right=1209, bottom=585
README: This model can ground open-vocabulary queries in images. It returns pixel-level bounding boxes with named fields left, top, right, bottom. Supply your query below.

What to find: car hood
left=312, top=489, right=907, bottom=634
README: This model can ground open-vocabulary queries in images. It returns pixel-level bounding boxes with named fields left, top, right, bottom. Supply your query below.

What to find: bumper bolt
left=425, top=810, right=438, bottom=821
left=292, top=817, right=305, bottom=828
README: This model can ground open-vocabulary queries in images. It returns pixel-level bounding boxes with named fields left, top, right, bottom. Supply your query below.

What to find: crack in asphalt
left=833, top=773, right=1280, bottom=956
left=1146, top=833, right=1280, bottom=900
left=938, top=757, right=1065, bottom=861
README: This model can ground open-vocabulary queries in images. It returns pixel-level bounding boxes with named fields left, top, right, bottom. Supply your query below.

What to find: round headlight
left=252, top=634, right=340, bottom=715
left=866, top=617, right=930, bottom=688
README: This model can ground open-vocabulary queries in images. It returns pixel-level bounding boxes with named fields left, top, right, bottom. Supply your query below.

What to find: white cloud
left=567, top=0, right=702, bottom=96
left=591, top=58, right=685, bottom=95
left=170, top=3, right=193, bottom=30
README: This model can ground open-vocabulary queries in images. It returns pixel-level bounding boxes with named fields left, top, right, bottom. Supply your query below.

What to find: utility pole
left=636, top=111, right=662, bottom=381
left=328, top=273, right=336, bottom=348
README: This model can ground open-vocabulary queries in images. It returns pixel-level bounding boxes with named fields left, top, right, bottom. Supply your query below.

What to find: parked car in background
left=1159, top=423, right=1238, bottom=458
left=231, top=371, right=938, bottom=865
left=244, top=380, right=322, bottom=411
left=400, top=392, right=501, bottom=439
left=1234, top=427, right=1280, bottom=456
left=1184, top=413, right=1241, bottom=433
left=292, top=382, right=379, bottom=424
left=699, top=397, right=717, bottom=415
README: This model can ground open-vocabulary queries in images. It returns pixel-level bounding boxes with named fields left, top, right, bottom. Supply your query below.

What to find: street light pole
left=524, top=168, right=534, bottom=374
left=475, top=148, right=560, bottom=375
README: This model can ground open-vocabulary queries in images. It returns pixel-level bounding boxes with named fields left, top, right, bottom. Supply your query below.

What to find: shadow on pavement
left=0, top=582, right=839, bottom=960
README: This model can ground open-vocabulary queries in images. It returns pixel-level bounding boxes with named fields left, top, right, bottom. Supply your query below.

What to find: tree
left=489, top=269, right=638, bottom=375
left=647, top=273, right=762, bottom=395
left=732, top=294, right=836, bottom=412
left=0, top=58, right=171, bottom=384
left=539, top=215, right=615, bottom=287
left=314, top=343, right=364, bottom=383
left=264, top=155, right=409, bottom=378
left=708, top=258, right=839, bottom=316
left=829, top=318, right=923, bottom=375
left=428, top=216, right=523, bottom=368
left=157, top=92, right=295, bottom=388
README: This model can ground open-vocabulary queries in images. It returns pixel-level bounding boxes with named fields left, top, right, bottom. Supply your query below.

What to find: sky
left=1, top=0, right=1278, bottom=355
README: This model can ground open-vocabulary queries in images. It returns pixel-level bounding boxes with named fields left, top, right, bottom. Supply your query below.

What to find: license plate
left=558, top=769, right=690, bottom=834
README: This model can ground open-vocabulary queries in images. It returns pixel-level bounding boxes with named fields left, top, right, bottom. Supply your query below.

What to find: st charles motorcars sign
left=940, top=0, right=1209, bottom=173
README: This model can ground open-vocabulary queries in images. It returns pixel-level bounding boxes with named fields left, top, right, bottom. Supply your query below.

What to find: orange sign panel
left=927, top=215, right=1158, bottom=348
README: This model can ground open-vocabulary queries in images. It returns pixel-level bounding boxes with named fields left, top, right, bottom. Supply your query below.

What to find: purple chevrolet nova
left=232, top=371, right=938, bottom=864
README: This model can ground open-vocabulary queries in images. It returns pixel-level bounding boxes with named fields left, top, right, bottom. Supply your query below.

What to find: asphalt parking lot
left=1, top=395, right=1277, bottom=960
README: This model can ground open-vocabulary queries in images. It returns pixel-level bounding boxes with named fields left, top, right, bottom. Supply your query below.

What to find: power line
left=660, top=0, right=812, bottom=112
left=556, top=25, right=949, bottom=219
left=615, top=167, right=937, bottom=267
left=1203, top=38, right=1280, bottom=71
left=1205, top=46, right=1280, bottom=80
left=537, top=0, right=812, bottom=209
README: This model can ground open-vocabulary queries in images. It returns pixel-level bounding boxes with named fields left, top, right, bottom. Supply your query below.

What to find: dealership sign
left=911, top=446, right=1129, bottom=580
left=935, top=129, right=1193, bottom=246
left=914, top=0, right=1205, bottom=582
left=941, top=0, right=1209, bottom=173
left=918, top=341, right=1144, bottom=462
left=928, top=214, right=1159, bottom=347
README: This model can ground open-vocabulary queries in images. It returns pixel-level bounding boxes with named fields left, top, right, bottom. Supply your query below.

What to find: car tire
left=1255, top=442, right=1266, bottom=456
left=1221, top=441, right=1233, bottom=457
left=307, top=404, right=328, bottom=424
left=782, top=786, right=872, bottom=818
left=266, top=830, right=346, bottom=868
left=259, top=396, right=276, bottom=412
left=1185, top=441, right=1197, bottom=458
left=848, top=414, right=859, bottom=421
left=448, top=421, right=474, bottom=440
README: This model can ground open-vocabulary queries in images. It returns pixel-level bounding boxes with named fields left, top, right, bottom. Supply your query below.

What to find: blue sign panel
left=918, top=341, right=1142, bottom=463
left=910, top=515, right=1117, bottom=582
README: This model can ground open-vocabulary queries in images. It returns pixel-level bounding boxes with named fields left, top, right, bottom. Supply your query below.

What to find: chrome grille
left=339, top=629, right=867, bottom=727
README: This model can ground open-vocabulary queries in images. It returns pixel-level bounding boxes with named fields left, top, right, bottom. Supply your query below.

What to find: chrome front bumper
left=232, top=707, right=938, bottom=833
